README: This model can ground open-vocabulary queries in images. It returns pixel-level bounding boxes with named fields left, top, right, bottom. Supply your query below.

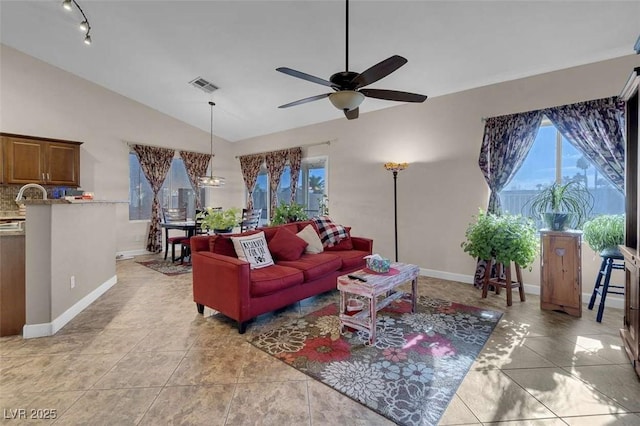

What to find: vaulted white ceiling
left=1, top=1, right=638, bottom=141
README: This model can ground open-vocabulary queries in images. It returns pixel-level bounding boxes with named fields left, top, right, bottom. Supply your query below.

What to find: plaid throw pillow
left=311, top=216, right=349, bottom=248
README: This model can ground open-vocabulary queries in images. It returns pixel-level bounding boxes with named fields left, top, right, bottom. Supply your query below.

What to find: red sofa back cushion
left=208, top=230, right=261, bottom=257
left=268, top=227, right=308, bottom=261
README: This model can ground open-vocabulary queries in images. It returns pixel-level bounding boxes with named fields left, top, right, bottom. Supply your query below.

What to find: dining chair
left=240, top=208, right=262, bottom=232
left=162, top=207, right=188, bottom=262
left=180, top=208, right=213, bottom=264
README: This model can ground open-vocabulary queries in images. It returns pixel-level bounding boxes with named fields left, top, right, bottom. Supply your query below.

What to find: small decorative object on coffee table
left=337, top=262, right=419, bottom=344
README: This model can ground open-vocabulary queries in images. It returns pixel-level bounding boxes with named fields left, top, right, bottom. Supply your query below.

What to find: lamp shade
left=329, top=91, right=365, bottom=111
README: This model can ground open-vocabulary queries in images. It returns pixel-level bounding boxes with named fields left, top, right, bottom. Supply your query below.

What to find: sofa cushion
left=278, top=253, right=342, bottom=282
left=296, top=224, right=324, bottom=254
left=268, top=227, right=308, bottom=261
left=231, top=231, right=275, bottom=269
left=250, top=265, right=304, bottom=297
left=326, top=249, right=369, bottom=270
left=259, top=223, right=299, bottom=243
left=311, top=216, right=349, bottom=248
left=209, top=230, right=261, bottom=257
left=324, top=227, right=353, bottom=251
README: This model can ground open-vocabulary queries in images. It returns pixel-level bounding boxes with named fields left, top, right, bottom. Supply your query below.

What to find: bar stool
left=481, top=260, right=526, bottom=307
left=588, top=249, right=625, bottom=322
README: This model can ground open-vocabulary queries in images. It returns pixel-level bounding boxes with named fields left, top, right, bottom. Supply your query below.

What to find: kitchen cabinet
left=1, top=133, right=81, bottom=186
left=540, top=230, right=582, bottom=317
left=620, top=66, right=640, bottom=378
left=0, top=233, right=25, bottom=337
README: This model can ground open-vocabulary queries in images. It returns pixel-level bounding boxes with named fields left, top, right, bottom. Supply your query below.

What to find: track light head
left=79, top=20, right=88, bottom=32
left=62, top=0, right=72, bottom=11
left=84, top=34, right=92, bottom=45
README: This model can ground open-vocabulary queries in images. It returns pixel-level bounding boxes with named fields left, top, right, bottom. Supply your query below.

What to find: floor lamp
left=384, top=162, right=408, bottom=262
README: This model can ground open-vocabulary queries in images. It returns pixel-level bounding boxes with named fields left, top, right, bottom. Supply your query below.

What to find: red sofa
left=191, top=220, right=373, bottom=333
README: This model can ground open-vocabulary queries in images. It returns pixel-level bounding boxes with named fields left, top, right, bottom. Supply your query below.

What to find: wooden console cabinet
left=540, top=230, right=582, bottom=317
left=1, top=133, right=81, bottom=186
left=620, top=66, right=640, bottom=378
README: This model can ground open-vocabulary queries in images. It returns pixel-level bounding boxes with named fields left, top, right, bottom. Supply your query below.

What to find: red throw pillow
left=209, top=230, right=261, bottom=257
left=324, top=227, right=353, bottom=251
left=267, top=227, right=308, bottom=261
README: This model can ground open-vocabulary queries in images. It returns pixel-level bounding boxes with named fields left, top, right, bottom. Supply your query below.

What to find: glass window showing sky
left=129, top=154, right=198, bottom=220
left=500, top=121, right=624, bottom=221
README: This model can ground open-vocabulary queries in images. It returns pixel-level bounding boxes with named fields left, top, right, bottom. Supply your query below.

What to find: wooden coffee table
left=337, top=262, right=419, bottom=344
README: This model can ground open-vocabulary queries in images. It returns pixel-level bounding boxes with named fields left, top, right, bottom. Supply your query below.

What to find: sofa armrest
left=351, top=236, right=373, bottom=254
left=192, top=251, right=251, bottom=321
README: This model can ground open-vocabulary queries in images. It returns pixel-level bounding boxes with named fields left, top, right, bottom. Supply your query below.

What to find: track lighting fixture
left=61, top=0, right=92, bottom=45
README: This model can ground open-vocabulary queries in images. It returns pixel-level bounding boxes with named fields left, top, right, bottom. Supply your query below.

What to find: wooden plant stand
left=481, top=260, right=525, bottom=307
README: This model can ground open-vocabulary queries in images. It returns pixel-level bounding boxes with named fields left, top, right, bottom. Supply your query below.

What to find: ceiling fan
left=276, top=0, right=427, bottom=120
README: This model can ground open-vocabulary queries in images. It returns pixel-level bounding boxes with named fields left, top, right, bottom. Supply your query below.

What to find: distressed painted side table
left=337, top=262, right=419, bottom=344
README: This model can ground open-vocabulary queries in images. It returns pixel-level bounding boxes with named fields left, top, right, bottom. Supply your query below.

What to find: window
left=251, top=157, right=327, bottom=221
left=129, top=153, right=201, bottom=220
left=500, top=120, right=624, bottom=226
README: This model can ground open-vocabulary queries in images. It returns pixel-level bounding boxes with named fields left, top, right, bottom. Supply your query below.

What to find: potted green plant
left=198, top=207, right=241, bottom=233
left=461, top=209, right=538, bottom=269
left=524, top=181, right=594, bottom=230
left=271, top=202, right=309, bottom=225
left=582, top=214, right=625, bottom=256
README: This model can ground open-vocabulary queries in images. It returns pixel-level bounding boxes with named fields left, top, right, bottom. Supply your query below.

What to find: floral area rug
left=250, top=295, right=502, bottom=426
left=136, top=259, right=191, bottom=276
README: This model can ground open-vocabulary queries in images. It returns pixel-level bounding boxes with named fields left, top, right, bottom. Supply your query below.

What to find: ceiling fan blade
left=344, top=108, right=359, bottom=120
left=276, top=67, right=338, bottom=88
left=351, top=55, right=408, bottom=89
left=278, top=93, right=331, bottom=109
left=360, top=88, right=427, bottom=103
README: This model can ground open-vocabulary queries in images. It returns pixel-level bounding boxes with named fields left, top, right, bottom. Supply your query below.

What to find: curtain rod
left=234, top=140, right=332, bottom=159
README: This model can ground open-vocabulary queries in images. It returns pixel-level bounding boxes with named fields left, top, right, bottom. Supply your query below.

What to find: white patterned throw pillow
left=231, top=231, right=274, bottom=269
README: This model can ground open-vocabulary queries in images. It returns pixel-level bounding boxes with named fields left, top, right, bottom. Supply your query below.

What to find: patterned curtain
left=265, top=149, right=289, bottom=217
left=239, top=153, right=265, bottom=209
left=544, top=97, right=625, bottom=193
left=131, top=144, right=175, bottom=253
left=475, top=110, right=543, bottom=287
left=479, top=110, right=544, bottom=214
left=288, top=147, right=303, bottom=203
left=179, top=150, right=212, bottom=209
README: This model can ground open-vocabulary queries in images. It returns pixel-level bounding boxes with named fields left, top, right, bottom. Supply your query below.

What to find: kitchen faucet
left=15, top=183, right=48, bottom=202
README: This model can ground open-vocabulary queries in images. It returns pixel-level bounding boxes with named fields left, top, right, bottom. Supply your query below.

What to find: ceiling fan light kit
left=276, top=0, right=427, bottom=120
left=329, top=91, right=364, bottom=111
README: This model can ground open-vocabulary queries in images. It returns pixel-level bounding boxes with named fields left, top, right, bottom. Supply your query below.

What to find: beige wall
left=233, top=54, right=640, bottom=296
left=2, top=42, right=638, bottom=299
left=0, top=44, right=241, bottom=254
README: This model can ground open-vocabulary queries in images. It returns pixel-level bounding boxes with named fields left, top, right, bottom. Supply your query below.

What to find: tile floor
left=1, top=254, right=639, bottom=425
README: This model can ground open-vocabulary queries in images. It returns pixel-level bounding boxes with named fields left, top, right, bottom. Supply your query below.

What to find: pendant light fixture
left=198, top=101, right=226, bottom=187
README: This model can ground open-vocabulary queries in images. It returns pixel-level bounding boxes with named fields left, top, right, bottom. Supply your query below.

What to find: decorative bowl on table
left=366, top=257, right=391, bottom=273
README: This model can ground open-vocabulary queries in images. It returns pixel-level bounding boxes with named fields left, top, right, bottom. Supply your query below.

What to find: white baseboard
left=23, top=275, right=118, bottom=339
left=116, top=249, right=150, bottom=258
left=419, top=268, right=624, bottom=310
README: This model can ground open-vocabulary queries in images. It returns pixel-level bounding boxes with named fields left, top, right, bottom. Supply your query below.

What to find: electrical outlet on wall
left=70, top=276, right=75, bottom=289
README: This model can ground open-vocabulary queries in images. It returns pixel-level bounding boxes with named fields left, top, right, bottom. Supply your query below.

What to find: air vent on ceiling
left=189, top=77, right=218, bottom=94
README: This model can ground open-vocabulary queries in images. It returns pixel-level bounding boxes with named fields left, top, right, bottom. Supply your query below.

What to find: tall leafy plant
left=271, top=202, right=309, bottom=225
left=462, top=209, right=538, bottom=269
